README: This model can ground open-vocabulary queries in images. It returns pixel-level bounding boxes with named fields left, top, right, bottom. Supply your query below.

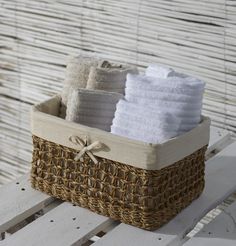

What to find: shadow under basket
left=31, top=135, right=207, bottom=230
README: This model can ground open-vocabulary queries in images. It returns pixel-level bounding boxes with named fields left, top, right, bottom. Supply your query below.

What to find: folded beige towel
left=66, top=89, right=123, bottom=131
left=60, top=57, right=137, bottom=118
left=60, top=55, right=102, bottom=118
left=86, top=63, right=138, bottom=94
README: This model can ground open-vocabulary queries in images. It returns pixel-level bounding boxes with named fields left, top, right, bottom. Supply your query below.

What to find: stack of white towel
left=111, top=64, right=205, bottom=143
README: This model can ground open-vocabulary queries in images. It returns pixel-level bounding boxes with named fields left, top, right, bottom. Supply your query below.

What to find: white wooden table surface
left=0, top=126, right=235, bottom=246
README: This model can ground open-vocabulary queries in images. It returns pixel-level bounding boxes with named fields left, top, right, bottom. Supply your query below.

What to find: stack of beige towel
left=61, top=55, right=137, bottom=131
left=66, top=89, right=123, bottom=131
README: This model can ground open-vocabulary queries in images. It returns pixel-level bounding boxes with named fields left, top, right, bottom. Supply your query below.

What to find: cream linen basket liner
left=30, top=95, right=210, bottom=230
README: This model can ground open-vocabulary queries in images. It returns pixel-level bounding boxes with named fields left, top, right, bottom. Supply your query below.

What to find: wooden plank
left=184, top=237, right=236, bottom=246
left=0, top=203, right=114, bottom=246
left=93, top=223, right=178, bottom=246
left=0, top=174, right=54, bottom=233
left=184, top=201, right=236, bottom=245
left=206, top=126, right=232, bottom=156
left=93, top=141, right=236, bottom=246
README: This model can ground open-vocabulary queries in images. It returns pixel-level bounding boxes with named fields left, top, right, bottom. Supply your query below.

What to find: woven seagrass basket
left=30, top=95, right=210, bottom=230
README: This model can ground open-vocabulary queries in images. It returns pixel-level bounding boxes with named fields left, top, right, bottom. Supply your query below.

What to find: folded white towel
left=111, top=100, right=181, bottom=143
left=125, top=95, right=202, bottom=110
left=146, top=64, right=191, bottom=79
left=125, top=73, right=204, bottom=129
left=116, top=99, right=202, bottom=119
left=114, top=109, right=201, bottom=125
left=145, top=64, right=176, bottom=78
left=111, top=64, right=205, bottom=143
left=112, top=115, right=182, bottom=135
left=113, top=110, right=181, bottom=129
left=113, top=101, right=198, bottom=130
left=126, top=74, right=205, bottom=95
left=66, top=89, right=123, bottom=131
left=125, top=87, right=203, bottom=103
left=111, top=111, right=199, bottom=142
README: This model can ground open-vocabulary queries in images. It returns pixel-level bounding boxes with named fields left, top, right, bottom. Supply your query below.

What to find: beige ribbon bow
left=69, top=135, right=102, bottom=164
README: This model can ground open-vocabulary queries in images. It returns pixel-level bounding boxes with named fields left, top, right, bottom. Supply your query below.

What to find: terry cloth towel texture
left=146, top=63, right=175, bottom=78
left=111, top=99, right=181, bottom=143
left=86, top=63, right=138, bottom=94
left=125, top=73, right=205, bottom=119
left=60, top=55, right=105, bottom=118
left=66, top=89, right=123, bottom=132
left=146, top=63, right=189, bottom=79
left=111, top=65, right=205, bottom=143
left=60, top=58, right=135, bottom=118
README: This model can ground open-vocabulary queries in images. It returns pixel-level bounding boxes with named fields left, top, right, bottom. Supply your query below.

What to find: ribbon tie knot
left=69, top=135, right=102, bottom=164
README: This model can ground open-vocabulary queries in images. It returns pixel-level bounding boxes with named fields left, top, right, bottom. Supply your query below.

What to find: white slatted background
left=0, top=0, right=235, bottom=184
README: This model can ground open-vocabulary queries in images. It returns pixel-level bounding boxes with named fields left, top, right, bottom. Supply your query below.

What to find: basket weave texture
left=31, top=135, right=207, bottom=230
